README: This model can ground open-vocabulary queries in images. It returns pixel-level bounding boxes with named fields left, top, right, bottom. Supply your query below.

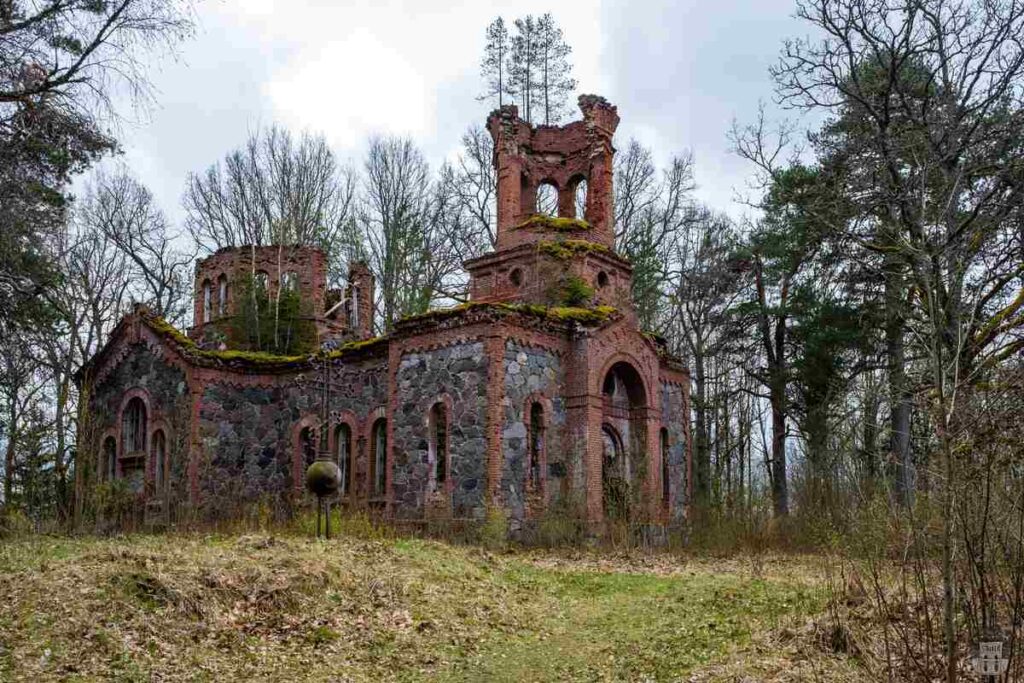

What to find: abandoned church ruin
left=75, top=96, right=693, bottom=532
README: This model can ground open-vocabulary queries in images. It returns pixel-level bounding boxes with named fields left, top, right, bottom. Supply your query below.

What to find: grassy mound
left=0, top=534, right=867, bottom=681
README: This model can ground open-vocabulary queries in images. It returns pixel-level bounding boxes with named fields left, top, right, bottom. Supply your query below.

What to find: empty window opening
left=103, top=436, right=117, bottom=481
left=661, top=428, right=670, bottom=504
left=350, top=286, right=360, bottom=329
left=300, top=426, right=317, bottom=467
left=536, top=182, right=558, bottom=216
left=254, top=271, right=270, bottom=296
left=202, top=280, right=212, bottom=323
left=575, top=178, right=588, bottom=219
left=281, top=271, right=299, bottom=292
left=152, top=429, right=166, bottom=491
left=430, top=403, right=448, bottom=487
left=509, top=268, right=523, bottom=288
left=371, top=419, right=387, bottom=496
left=597, top=271, right=609, bottom=288
left=217, top=275, right=228, bottom=316
left=336, top=424, right=352, bottom=495
left=122, top=398, right=147, bottom=455
left=528, top=402, right=545, bottom=492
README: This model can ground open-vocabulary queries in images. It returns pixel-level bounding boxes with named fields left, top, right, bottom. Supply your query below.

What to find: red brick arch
left=117, top=388, right=153, bottom=458
left=522, top=392, right=555, bottom=499
left=423, top=394, right=455, bottom=495
left=291, top=414, right=320, bottom=494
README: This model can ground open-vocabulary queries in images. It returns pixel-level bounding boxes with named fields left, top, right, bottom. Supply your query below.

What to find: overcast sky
left=101, top=0, right=811, bottom=227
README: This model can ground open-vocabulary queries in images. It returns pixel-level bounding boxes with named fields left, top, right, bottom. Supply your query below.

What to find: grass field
left=0, top=531, right=869, bottom=681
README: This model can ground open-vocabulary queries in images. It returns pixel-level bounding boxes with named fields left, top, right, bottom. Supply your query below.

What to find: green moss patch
left=504, top=303, right=617, bottom=325
left=322, top=335, right=387, bottom=359
left=143, top=310, right=384, bottom=369
left=537, top=239, right=612, bottom=261
left=398, top=301, right=617, bottom=328
left=515, top=214, right=591, bottom=232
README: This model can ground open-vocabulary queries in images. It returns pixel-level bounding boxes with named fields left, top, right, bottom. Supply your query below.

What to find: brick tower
left=466, top=95, right=637, bottom=321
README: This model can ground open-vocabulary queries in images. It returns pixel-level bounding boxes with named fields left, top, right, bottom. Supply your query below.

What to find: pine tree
left=535, top=14, right=577, bottom=125
left=479, top=18, right=513, bottom=108
left=509, top=16, right=538, bottom=123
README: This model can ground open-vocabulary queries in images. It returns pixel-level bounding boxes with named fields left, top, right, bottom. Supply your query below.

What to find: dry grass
left=0, top=532, right=871, bottom=681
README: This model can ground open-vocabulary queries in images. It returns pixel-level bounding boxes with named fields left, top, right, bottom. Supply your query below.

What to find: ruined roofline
left=73, top=304, right=389, bottom=385
left=486, top=93, right=620, bottom=135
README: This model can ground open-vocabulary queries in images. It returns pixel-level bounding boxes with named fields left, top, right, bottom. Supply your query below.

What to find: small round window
left=597, top=271, right=609, bottom=288
left=510, top=268, right=524, bottom=288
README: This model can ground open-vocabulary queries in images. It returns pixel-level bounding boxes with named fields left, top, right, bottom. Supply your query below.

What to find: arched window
left=202, top=280, right=212, bottom=323
left=254, top=270, right=270, bottom=295
left=370, top=419, right=387, bottom=497
left=661, top=428, right=670, bottom=504
left=217, top=275, right=229, bottom=316
left=574, top=178, right=588, bottom=219
left=281, top=271, right=299, bottom=292
left=300, top=426, right=317, bottom=468
left=103, top=436, right=117, bottom=481
left=536, top=181, right=558, bottom=216
left=528, top=402, right=545, bottom=491
left=350, top=286, right=360, bottom=329
left=152, top=429, right=166, bottom=491
left=429, top=403, right=448, bottom=488
left=122, top=398, right=147, bottom=455
left=336, top=424, right=352, bottom=495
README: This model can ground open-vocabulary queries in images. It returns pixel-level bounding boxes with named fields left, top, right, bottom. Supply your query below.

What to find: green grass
left=0, top=533, right=857, bottom=682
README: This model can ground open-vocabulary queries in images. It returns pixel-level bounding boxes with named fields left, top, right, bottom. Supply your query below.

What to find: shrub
left=480, top=505, right=508, bottom=550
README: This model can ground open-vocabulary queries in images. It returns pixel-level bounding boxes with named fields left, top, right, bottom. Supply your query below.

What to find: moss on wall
left=514, top=214, right=591, bottom=232
left=536, top=239, right=612, bottom=261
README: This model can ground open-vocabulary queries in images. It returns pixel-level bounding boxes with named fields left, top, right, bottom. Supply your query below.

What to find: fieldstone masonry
left=392, top=343, right=488, bottom=518
left=76, top=95, right=693, bottom=534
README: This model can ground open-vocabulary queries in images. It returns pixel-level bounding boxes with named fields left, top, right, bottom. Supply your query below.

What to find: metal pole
left=316, top=498, right=322, bottom=538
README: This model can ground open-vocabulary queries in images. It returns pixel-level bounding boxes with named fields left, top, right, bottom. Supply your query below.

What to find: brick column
left=187, top=370, right=203, bottom=504
left=386, top=340, right=401, bottom=515
left=644, top=406, right=661, bottom=522
left=484, top=333, right=506, bottom=506
left=564, top=330, right=602, bottom=526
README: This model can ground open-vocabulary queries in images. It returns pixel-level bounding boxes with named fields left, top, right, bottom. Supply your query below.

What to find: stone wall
left=326, top=359, right=388, bottom=495
left=392, top=342, right=488, bottom=519
left=660, top=380, right=688, bottom=521
left=195, top=358, right=387, bottom=516
left=501, top=341, right=565, bottom=521
left=90, top=342, right=190, bottom=496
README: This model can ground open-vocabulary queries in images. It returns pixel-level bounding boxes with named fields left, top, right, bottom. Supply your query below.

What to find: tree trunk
left=885, top=252, right=914, bottom=506
left=770, top=374, right=789, bottom=517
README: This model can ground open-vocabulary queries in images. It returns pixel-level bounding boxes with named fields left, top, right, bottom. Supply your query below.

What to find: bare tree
left=613, top=139, right=696, bottom=331
left=443, top=125, right=497, bottom=249
left=81, top=169, right=193, bottom=323
left=666, top=206, right=743, bottom=509
left=183, top=125, right=357, bottom=281
left=360, top=136, right=462, bottom=330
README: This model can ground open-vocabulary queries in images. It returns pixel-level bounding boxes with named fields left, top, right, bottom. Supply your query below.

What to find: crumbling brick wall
left=488, top=94, right=620, bottom=250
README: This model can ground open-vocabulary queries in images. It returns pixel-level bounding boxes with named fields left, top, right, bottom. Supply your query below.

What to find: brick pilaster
left=484, top=332, right=506, bottom=506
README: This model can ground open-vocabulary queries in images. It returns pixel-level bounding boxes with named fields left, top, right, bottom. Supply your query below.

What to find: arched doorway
left=602, top=425, right=628, bottom=520
left=600, top=361, right=647, bottom=520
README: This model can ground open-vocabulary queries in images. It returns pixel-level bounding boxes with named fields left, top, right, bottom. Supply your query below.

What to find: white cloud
left=265, top=28, right=433, bottom=149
